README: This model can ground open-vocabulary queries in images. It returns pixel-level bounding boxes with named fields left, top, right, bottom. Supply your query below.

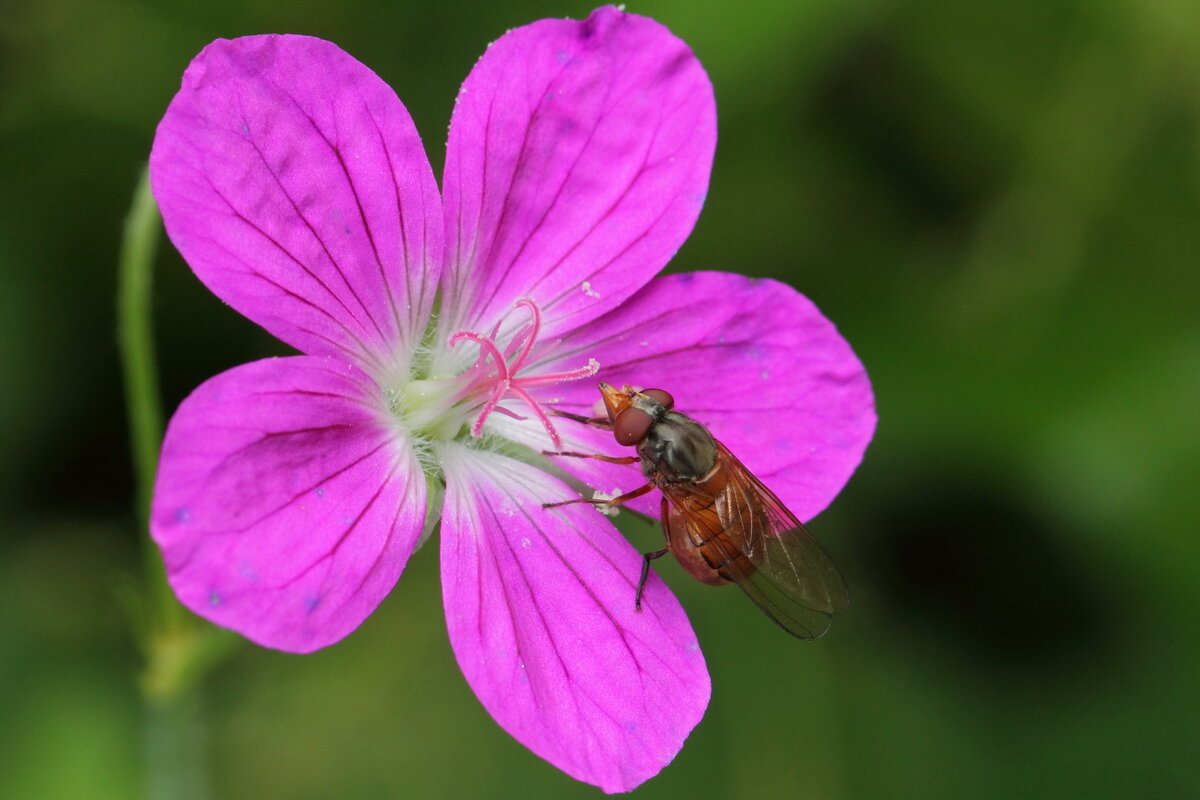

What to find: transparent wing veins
left=669, top=442, right=849, bottom=639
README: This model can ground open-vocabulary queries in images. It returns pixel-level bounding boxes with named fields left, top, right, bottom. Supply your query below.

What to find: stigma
left=399, top=298, right=598, bottom=449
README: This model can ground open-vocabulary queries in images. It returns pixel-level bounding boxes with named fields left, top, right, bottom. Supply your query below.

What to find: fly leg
left=541, top=447, right=665, bottom=612
left=636, top=495, right=673, bottom=611
left=543, top=450, right=638, bottom=465
left=540, top=449, right=640, bottom=506
left=542, top=481, right=654, bottom=509
left=548, top=409, right=612, bottom=429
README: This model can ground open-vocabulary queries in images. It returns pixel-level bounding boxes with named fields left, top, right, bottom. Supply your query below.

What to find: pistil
left=447, top=298, right=598, bottom=448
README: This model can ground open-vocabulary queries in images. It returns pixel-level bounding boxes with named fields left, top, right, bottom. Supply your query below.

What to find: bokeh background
left=2, top=0, right=1197, bottom=797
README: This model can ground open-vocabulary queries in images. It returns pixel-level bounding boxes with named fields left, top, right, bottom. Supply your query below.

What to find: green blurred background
left=2, top=0, right=1197, bottom=797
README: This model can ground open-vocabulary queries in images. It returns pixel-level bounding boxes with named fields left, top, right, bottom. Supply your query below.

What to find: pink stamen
left=448, top=298, right=600, bottom=448
left=469, top=388, right=504, bottom=438
left=510, top=298, right=541, bottom=370
left=516, top=358, right=601, bottom=388
left=447, top=330, right=511, bottom=381
left=508, top=384, right=561, bottom=446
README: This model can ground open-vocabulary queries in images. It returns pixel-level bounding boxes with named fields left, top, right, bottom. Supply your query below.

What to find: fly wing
left=674, top=442, right=850, bottom=639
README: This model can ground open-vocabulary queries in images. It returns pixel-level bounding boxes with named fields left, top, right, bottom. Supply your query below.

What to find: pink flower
left=149, top=6, right=874, bottom=792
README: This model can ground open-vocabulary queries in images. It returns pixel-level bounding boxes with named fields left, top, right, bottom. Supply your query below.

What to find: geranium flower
left=149, top=6, right=875, bottom=793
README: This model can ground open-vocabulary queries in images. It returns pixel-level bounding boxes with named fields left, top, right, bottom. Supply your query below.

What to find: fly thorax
left=639, top=412, right=718, bottom=484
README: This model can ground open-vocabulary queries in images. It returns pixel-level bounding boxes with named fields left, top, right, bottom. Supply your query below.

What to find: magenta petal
left=439, top=445, right=709, bottom=793
left=442, top=6, right=715, bottom=339
left=151, top=35, right=443, bottom=373
left=151, top=356, right=426, bottom=653
left=536, top=272, right=876, bottom=522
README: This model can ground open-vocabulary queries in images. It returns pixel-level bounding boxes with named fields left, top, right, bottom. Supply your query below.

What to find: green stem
left=144, top=693, right=210, bottom=800
left=118, top=165, right=238, bottom=800
left=117, top=164, right=179, bottom=630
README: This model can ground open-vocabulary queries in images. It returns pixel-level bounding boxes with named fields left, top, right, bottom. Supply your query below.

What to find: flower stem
left=118, top=164, right=237, bottom=800
left=117, top=163, right=178, bottom=627
left=144, top=692, right=210, bottom=800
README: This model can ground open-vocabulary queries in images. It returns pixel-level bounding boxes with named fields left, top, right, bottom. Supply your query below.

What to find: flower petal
left=151, top=35, right=442, bottom=374
left=520, top=272, right=876, bottom=522
left=151, top=356, right=426, bottom=653
left=441, top=6, right=715, bottom=340
left=439, top=444, right=709, bottom=793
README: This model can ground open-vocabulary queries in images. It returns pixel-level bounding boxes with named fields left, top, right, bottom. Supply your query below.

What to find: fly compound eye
left=614, top=407, right=654, bottom=446
left=643, top=389, right=675, bottom=410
